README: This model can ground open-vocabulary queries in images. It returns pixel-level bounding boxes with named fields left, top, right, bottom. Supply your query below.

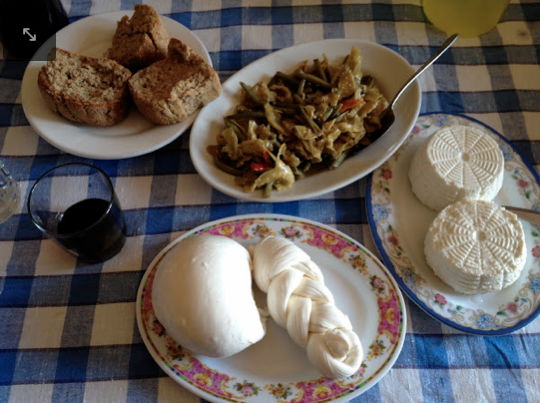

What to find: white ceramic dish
left=21, top=11, right=212, bottom=160
left=190, top=39, right=421, bottom=202
left=136, top=214, right=406, bottom=402
left=367, top=113, right=540, bottom=335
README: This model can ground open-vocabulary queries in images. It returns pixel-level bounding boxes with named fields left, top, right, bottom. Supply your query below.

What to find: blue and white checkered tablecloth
left=1, top=0, right=540, bottom=402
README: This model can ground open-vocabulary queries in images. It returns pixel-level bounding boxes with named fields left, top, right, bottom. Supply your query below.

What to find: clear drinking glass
left=423, top=0, right=510, bottom=38
left=0, top=160, right=20, bottom=224
left=27, top=163, right=127, bottom=263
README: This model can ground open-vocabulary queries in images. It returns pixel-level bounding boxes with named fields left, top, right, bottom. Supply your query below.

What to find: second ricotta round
left=409, top=125, right=504, bottom=211
left=425, top=199, right=527, bottom=294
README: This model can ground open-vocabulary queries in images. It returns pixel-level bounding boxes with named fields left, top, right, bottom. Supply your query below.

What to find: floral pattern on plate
left=367, top=113, right=540, bottom=335
left=136, top=215, right=406, bottom=402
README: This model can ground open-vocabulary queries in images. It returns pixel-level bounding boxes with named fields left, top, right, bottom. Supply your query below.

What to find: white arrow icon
left=23, top=28, right=36, bottom=41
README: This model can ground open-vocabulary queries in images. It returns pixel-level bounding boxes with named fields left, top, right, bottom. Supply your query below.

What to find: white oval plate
left=21, top=11, right=212, bottom=160
left=367, top=113, right=540, bottom=335
left=136, top=214, right=406, bottom=402
left=190, top=39, right=421, bottom=202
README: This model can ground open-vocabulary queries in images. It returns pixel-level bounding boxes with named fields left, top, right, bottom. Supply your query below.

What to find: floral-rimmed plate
left=366, top=112, right=540, bottom=335
left=135, top=214, right=406, bottom=402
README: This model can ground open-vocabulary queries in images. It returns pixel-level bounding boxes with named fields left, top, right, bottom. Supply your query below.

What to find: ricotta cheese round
left=409, top=125, right=504, bottom=211
left=152, top=234, right=266, bottom=358
left=425, top=199, right=527, bottom=294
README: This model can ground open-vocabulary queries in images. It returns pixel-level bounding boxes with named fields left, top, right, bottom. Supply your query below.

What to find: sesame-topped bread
left=105, top=4, right=170, bottom=72
left=128, top=38, right=221, bottom=125
left=37, top=48, right=132, bottom=126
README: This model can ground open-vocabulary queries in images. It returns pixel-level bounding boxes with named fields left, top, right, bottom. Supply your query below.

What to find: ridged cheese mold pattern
left=408, top=124, right=504, bottom=211
left=425, top=199, right=527, bottom=294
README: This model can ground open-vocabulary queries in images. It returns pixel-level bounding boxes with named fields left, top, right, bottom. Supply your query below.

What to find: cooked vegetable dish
left=207, top=46, right=390, bottom=197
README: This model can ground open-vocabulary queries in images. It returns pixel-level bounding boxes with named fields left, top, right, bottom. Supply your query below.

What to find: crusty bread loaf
left=128, top=38, right=221, bottom=125
left=37, top=48, right=132, bottom=126
left=105, top=4, right=169, bottom=72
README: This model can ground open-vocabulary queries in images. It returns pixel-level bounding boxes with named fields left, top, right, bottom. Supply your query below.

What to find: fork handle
left=391, top=34, right=459, bottom=109
left=502, top=206, right=540, bottom=227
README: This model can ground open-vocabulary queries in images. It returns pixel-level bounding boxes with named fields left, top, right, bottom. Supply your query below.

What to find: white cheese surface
left=409, top=125, right=504, bottom=211
left=250, top=236, right=363, bottom=379
left=152, top=234, right=266, bottom=358
left=425, top=199, right=527, bottom=294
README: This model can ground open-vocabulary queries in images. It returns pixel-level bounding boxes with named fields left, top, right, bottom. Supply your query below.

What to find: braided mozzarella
left=250, top=236, right=363, bottom=379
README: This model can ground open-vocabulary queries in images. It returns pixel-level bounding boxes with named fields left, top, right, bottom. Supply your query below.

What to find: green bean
left=263, top=182, right=273, bottom=198
left=331, top=150, right=350, bottom=169
left=275, top=71, right=300, bottom=88
left=225, top=118, right=247, bottom=141
left=299, top=106, right=321, bottom=133
left=240, top=82, right=267, bottom=106
left=264, top=103, right=286, bottom=134
left=271, top=102, right=299, bottom=115
left=314, top=59, right=328, bottom=83
left=328, top=103, right=342, bottom=121
left=297, top=79, right=306, bottom=96
left=235, top=125, right=248, bottom=142
left=213, top=156, right=243, bottom=176
left=292, top=94, right=305, bottom=106
left=228, top=111, right=266, bottom=120
left=272, top=101, right=299, bottom=109
left=273, top=107, right=298, bottom=115
left=295, top=72, right=332, bottom=89
left=321, top=105, right=336, bottom=122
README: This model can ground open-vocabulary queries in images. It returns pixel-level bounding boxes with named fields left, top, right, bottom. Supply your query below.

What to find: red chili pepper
left=263, top=150, right=271, bottom=163
left=340, top=98, right=363, bottom=114
left=251, top=162, right=273, bottom=172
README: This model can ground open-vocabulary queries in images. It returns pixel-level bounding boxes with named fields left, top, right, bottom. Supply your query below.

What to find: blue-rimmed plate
left=366, top=112, right=540, bottom=335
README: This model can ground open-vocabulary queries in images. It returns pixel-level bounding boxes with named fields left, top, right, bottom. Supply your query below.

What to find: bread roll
left=37, top=48, right=132, bottom=126
left=105, top=4, right=170, bottom=72
left=128, top=38, right=221, bottom=124
left=152, top=234, right=266, bottom=358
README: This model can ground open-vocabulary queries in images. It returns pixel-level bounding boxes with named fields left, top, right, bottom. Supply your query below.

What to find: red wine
left=57, top=198, right=126, bottom=263
left=58, top=198, right=108, bottom=234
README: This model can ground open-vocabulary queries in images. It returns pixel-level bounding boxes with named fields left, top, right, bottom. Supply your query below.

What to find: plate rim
left=366, top=111, right=540, bottom=335
left=135, top=213, right=407, bottom=402
left=21, top=10, right=211, bottom=160
left=189, top=38, right=421, bottom=203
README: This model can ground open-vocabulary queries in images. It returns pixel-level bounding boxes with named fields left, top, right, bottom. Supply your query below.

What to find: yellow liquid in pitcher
left=423, top=0, right=510, bottom=38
